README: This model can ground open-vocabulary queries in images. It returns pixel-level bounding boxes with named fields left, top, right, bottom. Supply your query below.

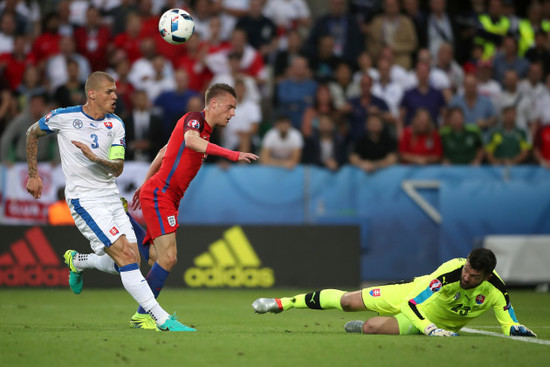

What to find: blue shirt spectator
left=492, top=36, right=530, bottom=85
left=449, top=75, right=497, bottom=132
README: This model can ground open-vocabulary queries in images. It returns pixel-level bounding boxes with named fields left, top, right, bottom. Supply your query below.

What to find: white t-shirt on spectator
left=262, top=0, right=310, bottom=29
left=262, top=126, right=304, bottom=160
left=222, top=99, right=261, bottom=150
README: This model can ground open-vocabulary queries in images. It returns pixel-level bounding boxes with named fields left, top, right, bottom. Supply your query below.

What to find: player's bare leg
left=345, top=316, right=400, bottom=335
left=253, top=289, right=366, bottom=313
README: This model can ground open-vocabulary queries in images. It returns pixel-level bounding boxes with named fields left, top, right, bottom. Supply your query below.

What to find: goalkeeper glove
left=424, top=323, right=459, bottom=337
left=510, top=325, right=537, bottom=337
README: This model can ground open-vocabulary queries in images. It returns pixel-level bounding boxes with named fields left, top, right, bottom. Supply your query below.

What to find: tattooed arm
left=26, top=122, right=48, bottom=199
left=71, top=140, right=124, bottom=177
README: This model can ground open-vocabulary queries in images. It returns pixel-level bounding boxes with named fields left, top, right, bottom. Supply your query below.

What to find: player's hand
left=26, top=176, right=43, bottom=199
left=424, top=323, right=458, bottom=337
left=132, top=186, right=142, bottom=211
left=72, top=140, right=98, bottom=162
left=510, top=325, right=537, bottom=337
left=238, top=152, right=259, bottom=163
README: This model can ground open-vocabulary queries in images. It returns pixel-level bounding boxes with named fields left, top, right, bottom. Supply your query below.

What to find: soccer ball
left=158, top=8, right=195, bottom=45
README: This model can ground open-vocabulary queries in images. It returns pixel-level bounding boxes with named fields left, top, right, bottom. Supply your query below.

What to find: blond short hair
left=85, top=71, right=115, bottom=96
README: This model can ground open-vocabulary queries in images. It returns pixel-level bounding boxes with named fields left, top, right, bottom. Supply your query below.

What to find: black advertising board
left=0, top=225, right=360, bottom=288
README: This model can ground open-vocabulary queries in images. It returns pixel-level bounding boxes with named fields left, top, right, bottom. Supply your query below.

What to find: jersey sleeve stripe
left=161, top=141, right=186, bottom=193
left=70, top=199, right=112, bottom=246
left=411, top=288, right=433, bottom=305
left=153, top=188, right=166, bottom=235
left=488, top=273, right=512, bottom=310
left=38, top=117, right=55, bottom=133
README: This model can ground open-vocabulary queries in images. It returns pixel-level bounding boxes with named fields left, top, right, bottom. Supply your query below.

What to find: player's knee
left=159, top=252, right=177, bottom=270
left=340, top=292, right=360, bottom=311
left=118, top=242, right=139, bottom=264
left=362, top=319, right=380, bottom=334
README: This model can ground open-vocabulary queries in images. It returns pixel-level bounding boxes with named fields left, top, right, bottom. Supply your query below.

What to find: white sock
left=119, top=264, right=170, bottom=325
left=74, top=253, right=118, bottom=275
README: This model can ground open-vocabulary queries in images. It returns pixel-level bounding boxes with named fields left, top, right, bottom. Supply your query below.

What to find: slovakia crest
left=476, top=295, right=485, bottom=305
left=188, top=119, right=201, bottom=129
left=73, top=119, right=83, bottom=129
left=120, top=138, right=126, bottom=147
left=104, top=121, right=113, bottom=129
left=454, top=292, right=461, bottom=300
left=429, top=279, right=442, bottom=293
left=109, top=227, right=119, bottom=235
left=369, top=288, right=381, bottom=297
left=167, top=215, right=176, bottom=227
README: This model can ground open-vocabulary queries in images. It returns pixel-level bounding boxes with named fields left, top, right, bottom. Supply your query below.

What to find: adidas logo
left=184, top=226, right=275, bottom=287
left=0, top=227, right=69, bottom=286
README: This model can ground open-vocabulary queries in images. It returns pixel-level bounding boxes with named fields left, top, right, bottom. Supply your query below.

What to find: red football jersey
left=147, top=111, right=212, bottom=200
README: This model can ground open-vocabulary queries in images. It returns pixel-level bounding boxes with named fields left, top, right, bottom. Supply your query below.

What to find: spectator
left=0, top=35, right=34, bottom=91
left=349, top=114, right=398, bottom=173
left=48, top=187, right=74, bottom=226
left=368, top=0, right=418, bottom=70
left=209, top=51, right=261, bottom=103
left=399, top=62, right=447, bottom=129
left=191, top=0, right=214, bottom=41
left=113, top=57, right=134, bottom=119
left=142, top=54, right=177, bottom=102
left=0, top=11, right=16, bottom=54
left=175, top=33, right=213, bottom=93
left=221, top=78, right=261, bottom=155
left=449, top=74, right=497, bottom=135
left=275, top=55, right=317, bottom=130
left=411, top=48, right=452, bottom=101
left=305, top=0, right=363, bottom=65
left=328, top=63, right=360, bottom=113
left=375, top=46, right=412, bottom=89
left=128, top=38, right=174, bottom=91
left=518, top=62, right=547, bottom=103
left=260, top=115, right=303, bottom=170
left=46, top=36, right=91, bottom=92
left=486, top=106, right=531, bottom=165
left=202, top=15, right=231, bottom=54
left=352, top=51, right=379, bottom=84
left=273, top=29, right=304, bottom=82
left=153, top=68, right=199, bottom=147
left=73, top=6, right=111, bottom=71
left=31, top=12, right=61, bottom=65
left=108, top=0, right=139, bottom=36
left=492, top=35, right=529, bottom=85
left=372, top=58, right=404, bottom=119
left=186, top=94, right=204, bottom=112
left=402, top=0, right=427, bottom=64
left=56, top=0, right=75, bottom=37
left=531, top=75, right=550, bottom=141
left=136, top=0, right=160, bottom=39
left=426, top=0, right=458, bottom=63
left=440, top=107, right=484, bottom=165
left=1, top=93, right=58, bottom=165
left=0, top=76, right=12, bottom=134
left=433, top=43, right=464, bottom=95
left=125, top=89, right=162, bottom=162
left=112, top=13, right=143, bottom=64
left=494, top=69, right=521, bottom=117
left=462, top=43, right=485, bottom=76
left=518, top=2, right=550, bottom=57
left=15, top=65, right=47, bottom=112
left=307, top=34, right=342, bottom=83
left=262, top=0, right=311, bottom=37
left=475, top=60, right=502, bottom=107
left=302, top=114, right=347, bottom=170
left=347, top=73, right=392, bottom=142
left=474, top=0, right=510, bottom=61
left=235, top=0, right=277, bottom=60
left=301, top=83, right=339, bottom=138
left=399, top=108, right=443, bottom=165
left=218, top=0, right=251, bottom=41
left=53, top=59, right=86, bottom=108
left=533, top=123, right=550, bottom=169
left=524, top=30, right=550, bottom=78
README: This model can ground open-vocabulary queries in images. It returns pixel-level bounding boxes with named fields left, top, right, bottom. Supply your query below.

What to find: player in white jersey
left=25, top=71, right=193, bottom=331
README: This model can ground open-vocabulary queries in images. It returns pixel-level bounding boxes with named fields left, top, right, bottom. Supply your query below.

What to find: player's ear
left=485, top=273, right=493, bottom=281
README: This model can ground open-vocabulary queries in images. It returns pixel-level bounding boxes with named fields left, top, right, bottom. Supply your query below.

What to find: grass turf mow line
left=462, top=328, right=550, bottom=345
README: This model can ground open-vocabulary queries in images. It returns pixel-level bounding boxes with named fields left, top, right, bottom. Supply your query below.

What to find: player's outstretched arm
left=26, top=122, right=48, bottom=199
left=185, top=130, right=258, bottom=163
left=72, top=140, right=124, bottom=177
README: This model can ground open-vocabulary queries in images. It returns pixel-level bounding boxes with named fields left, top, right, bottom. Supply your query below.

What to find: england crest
left=167, top=215, right=176, bottom=227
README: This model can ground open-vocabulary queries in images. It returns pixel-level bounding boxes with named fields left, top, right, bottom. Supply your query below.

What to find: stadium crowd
left=1, top=0, right=550, bottom=173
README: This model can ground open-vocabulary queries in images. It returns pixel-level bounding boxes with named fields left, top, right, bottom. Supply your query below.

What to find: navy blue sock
left=137, top=262, right=169, bottom=314
left=126, top=212, right=150, bottom=262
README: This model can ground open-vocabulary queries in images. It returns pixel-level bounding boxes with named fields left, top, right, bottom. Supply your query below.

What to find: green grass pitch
left=1, top=288, right=549, bottom=366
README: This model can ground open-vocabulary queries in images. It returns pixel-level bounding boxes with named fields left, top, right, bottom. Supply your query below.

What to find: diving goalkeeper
left=252, top=248, right=536, bottom=337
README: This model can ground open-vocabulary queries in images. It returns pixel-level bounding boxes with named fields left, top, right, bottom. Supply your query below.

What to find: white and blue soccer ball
left=158, top=8, right=195, bottom=45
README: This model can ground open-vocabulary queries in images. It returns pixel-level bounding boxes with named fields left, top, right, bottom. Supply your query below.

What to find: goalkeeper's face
left=460, top=261, right=491, bottom=290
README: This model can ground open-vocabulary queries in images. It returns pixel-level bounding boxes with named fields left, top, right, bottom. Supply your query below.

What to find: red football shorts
left=140, top=181, right=180, bottom=243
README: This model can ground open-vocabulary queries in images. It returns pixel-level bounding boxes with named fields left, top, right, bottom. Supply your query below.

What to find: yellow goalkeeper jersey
left=400, top=258, right=520, bottom=335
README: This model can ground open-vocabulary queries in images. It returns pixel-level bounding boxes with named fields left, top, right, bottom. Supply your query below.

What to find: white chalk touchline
left=462, top=328, right=550, bottom=346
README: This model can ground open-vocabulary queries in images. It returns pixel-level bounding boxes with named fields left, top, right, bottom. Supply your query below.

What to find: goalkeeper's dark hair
left=205, top=83, right=236, bottom=105
left=467, top=248, right=497, bottom=275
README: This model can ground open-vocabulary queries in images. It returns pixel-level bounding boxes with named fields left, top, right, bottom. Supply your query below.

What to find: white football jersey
left=39, top=105, right=126, bottom=199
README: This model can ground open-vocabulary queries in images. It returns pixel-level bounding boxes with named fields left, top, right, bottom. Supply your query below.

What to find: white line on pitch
left=462, top=328, right=550, bottom=345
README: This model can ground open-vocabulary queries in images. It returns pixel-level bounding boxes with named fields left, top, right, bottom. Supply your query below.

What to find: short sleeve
left=38, top=109, right=62, bottom=134
left=182, top=112, right=205, bottom=135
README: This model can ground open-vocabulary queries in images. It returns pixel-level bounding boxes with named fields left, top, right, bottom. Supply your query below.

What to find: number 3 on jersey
left=90, top=134, right=99, bottom=149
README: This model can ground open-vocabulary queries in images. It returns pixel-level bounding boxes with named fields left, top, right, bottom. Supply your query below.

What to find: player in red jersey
left=128, top=83, right=258, bottom=329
